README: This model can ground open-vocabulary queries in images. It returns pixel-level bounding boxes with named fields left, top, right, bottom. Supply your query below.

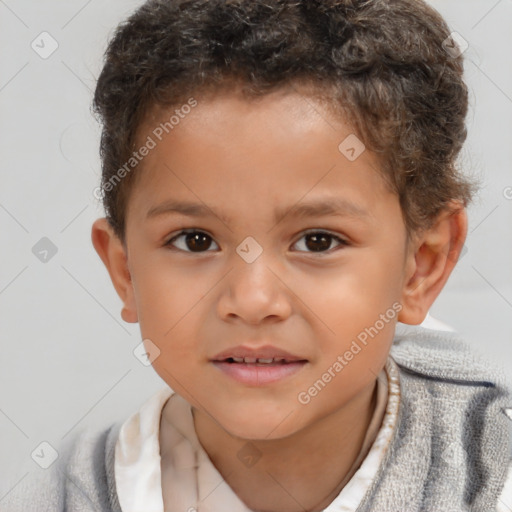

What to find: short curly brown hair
left=92, top=0, right=476, bottom=245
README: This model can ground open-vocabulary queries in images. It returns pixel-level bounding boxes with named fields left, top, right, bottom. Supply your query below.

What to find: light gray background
left=1, top=0, right=511, bottom=501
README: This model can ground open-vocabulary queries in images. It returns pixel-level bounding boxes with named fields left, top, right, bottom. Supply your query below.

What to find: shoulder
left=389, top=324, right=512, bottom=437
left=390, top=323, right=512, bottom=390
left=389, top=324, right=512, bottom=504
left=498, top=459, right=512, bottom=512
left=0, top=421, right=123, bottom=512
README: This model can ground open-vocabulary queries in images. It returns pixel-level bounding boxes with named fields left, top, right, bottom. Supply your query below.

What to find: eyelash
left=163, top=229, right=349, bottom=255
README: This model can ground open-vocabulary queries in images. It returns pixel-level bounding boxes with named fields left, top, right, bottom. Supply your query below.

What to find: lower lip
left=211, top=361, right=307, bottom=386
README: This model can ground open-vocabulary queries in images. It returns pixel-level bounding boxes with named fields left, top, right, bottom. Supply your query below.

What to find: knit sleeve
left=0, top=458, right=65, bottom=511
left=0, top=421, right=123, bottom=512
left=497, top=460, right=512, bottom=512
left=497, top=408, right=512, bottom=512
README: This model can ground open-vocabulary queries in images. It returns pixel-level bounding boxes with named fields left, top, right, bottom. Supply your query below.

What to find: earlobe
left=398, top=203, right=467, bottom=325
left=91, top=218, right=138, bottom=324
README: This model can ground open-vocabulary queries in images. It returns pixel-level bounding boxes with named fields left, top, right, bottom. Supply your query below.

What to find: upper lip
left=211, top=345, right=307, bottom=362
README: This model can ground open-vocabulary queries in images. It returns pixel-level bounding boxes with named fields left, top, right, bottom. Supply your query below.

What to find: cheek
left=132, top=256, right=205, bottom=335
left=132, top=258, right=216, bottom=349
left=294, top=250, right=402, bottom=378
left=297, top=251, right=403, bottom=329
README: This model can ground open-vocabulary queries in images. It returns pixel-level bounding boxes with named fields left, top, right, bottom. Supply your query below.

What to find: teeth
left=229, top=357, right=287, bottom=364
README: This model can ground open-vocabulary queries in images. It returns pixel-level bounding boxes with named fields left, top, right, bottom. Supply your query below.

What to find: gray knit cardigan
left=2, top=325, right=512, bottom=511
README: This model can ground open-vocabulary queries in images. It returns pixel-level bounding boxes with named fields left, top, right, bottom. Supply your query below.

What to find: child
left=4, top=0, right=512, bottom=510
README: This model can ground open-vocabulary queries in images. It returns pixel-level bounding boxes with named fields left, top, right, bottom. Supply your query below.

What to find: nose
left=216, top=253, right=293, bottom=325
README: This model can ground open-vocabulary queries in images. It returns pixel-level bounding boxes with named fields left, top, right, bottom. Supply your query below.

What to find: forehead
left=127, top=89, right=395, bottom=228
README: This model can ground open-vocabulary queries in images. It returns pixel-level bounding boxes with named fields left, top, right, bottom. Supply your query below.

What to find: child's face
left=121, top=88, right=411, bottom=439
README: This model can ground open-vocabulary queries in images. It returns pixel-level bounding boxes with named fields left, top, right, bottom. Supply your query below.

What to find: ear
left=398, top=202, right=468, bottom=325
left=91, top=218, right=138, bottom=323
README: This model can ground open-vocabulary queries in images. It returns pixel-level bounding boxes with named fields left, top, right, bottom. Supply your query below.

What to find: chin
left=217, top=406, right=305, bottom=441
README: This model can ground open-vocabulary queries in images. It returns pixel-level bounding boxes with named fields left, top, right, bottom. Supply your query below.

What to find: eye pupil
left=305, top=233, right=331, bottom=252
left=186, top=232, right=212, bottom=252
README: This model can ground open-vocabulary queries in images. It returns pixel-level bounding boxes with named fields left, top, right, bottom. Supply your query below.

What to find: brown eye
left=164, top=229, right=348, bottom=254
left=165, top=230, right=218, bottom=252
left=293, top=231, right=348, bottom=253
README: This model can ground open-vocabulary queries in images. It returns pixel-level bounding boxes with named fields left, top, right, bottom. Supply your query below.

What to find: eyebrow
left=146, top=197, right=370, bottom=225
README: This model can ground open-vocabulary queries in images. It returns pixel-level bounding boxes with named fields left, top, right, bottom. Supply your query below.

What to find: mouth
left=211, top=345, right=307, bottom=365
left=210, top=347, right=308, bottom=385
